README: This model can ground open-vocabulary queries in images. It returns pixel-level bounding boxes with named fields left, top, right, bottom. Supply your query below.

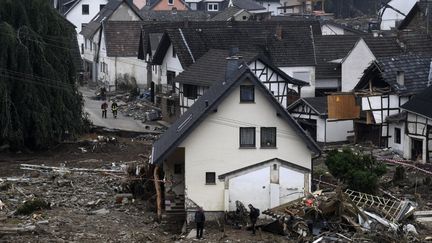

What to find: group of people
left=101, top=100, right=118, bottom=119
left=194, top=204, right=260, bottom=240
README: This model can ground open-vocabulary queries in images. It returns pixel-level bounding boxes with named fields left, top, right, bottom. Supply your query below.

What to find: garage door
left=228, top=167, right=270, bottom=212
left=279, top=167, right=305, bottom=204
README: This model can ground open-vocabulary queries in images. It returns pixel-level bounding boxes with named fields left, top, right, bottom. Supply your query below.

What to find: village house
left=320, top=20, right=367, bottom=35
left=54, top=0, right=109, bottom=55
left=400, top=85, right=432, bottom=163
left=144, top=0, right=190, bottom=11
left=351, top=55, right=431, bottom=149
left=80, top=0, right=144, bottom=89
left=278, top=0, right=324, bottom=15
left=142, top=20, right=321, bottom=103
left=287, top=97, right=353, bottom=144
left=151, top=56, right=320, bottom=221
left=184, top=0, right=266, bottom=13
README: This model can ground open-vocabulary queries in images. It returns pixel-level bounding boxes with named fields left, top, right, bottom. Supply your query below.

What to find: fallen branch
left=0, top=225, right=36, bottom=235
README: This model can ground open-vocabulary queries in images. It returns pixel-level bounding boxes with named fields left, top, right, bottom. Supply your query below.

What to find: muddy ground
left=0, top=133, right=290, bottom=243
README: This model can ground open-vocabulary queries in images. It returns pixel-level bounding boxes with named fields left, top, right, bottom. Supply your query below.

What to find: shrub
left=325, top=149, right=386, bottom=193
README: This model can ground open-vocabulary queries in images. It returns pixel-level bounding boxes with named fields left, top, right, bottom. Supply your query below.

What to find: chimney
left=225, top=47, right=242, bottom=81
left=275, top=25, right=283, bottom=40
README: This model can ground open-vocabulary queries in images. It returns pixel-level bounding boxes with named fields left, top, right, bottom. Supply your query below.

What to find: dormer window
left=397, top=71, right=405, bottom=86
left=168, top=0, right=174, bottom=5
left=207, top=3, right=218, bottom=11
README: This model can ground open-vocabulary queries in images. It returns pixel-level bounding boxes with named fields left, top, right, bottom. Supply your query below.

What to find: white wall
left=341, top=39, right=375, bottom=92
left=380, top=0, right=417, bottom=30
left=180, top=79, right=312, bottom=211
left=388, top=122, right=405, bottom=156
left=160, top=44, right=184, bottom=86
left=279, top=66, right=315, bottom=97
left=65, top=0, right=108, bottom=54
left=321, top=24, right=345, bottom=35
left=257, top=1, right=281, bottom=15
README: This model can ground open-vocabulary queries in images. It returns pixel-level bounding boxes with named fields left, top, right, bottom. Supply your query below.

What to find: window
left=174, top=164, right=182, bottom=174
left=397, top=71, right=405, bottom=86
left=207, top=3, right=218, bottom=11
left=85, top=39, right=88, bottom=49
left=100, top=4, right=106, bottom=11
left=240, top=127, right=256, bottom=147
left=394, top=127, right=401, bottom=144
left=172, top=46, right=176, bottom=57
left=183, top=84, right=198, bottom=99
left=261, top=127, right=276, bottom=147
left=240, top=85, right=254, bottom=102
left=205, top=172, right=216, bottom=184
left=82, top=4, right=89, bottom=15
left=168, top=0, right=174, bottom=5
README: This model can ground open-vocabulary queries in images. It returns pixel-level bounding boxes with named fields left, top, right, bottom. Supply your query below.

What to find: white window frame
left=168, top=0, right=174, bottom=5
left=207, top=3, right=218, bottom=11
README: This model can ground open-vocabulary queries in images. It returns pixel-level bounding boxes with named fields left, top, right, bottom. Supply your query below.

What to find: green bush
left=325, top=149, right=386, bottom=193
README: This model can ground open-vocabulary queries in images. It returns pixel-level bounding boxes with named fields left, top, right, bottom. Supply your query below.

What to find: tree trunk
left=154, top=165, right=162, bottom=222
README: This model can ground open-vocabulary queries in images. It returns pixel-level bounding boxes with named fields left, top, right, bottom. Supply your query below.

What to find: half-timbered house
left=287, top=97, right=353, bottom=144
left=353, top=55, right=432, bottom=148
left=400, top=85, right=432, bottom=163
left=174, top=49, right=308, bottom=114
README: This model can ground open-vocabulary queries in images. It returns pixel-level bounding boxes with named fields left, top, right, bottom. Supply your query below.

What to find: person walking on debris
left=101, top=101, right=108, bottom=119
left=195, top=207, right=205, bottom=239
left=248, top=204, right=260, bottom=235
left=111, top=101, right=118, bottom=119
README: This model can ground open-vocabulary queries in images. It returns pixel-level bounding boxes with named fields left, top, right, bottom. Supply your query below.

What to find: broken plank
left=20, top=164, right=125, bottom=174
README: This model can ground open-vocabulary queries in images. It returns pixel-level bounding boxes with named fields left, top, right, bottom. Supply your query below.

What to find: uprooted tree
left=325, top=149, right=387, bottom=193
left=0, top=0, right=87, bottom=150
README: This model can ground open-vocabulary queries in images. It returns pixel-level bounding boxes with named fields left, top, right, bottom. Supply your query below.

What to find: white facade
left=279, top=66, right=315, bottom=97
left=341, top=39, right=375, bottom=92
left=65, top=0, right=108, bottom=54
left=380, top=0, right=417, bottom=30
left=317, top=119, right=352, bottom=143
left=174, top=79, right=312, bottom=214
left=256, top=1, right=281, bottom=15
left=388, top=121, right=406, bottom=156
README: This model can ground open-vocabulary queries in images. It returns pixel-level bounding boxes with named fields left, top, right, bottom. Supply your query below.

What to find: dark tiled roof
left=58, top=0, right=79, bottom=15
left=232, top=0, right=266, bottom=11
left=320, top=19, right=368, bottom=34
left=401, top=85, right=432, bottom=118
left=80, top=0, right=142, bottom=38
left=211, top=6, right=244, bottom=21
left=288, top=96, right=327, bottom=116
left=174, top=49, right=308, bottom=87
left=140, top=10, right=211, bottom=21
left=151, top=65, right=321, bottom=165
left=104, top=21, right=143, bottom=57
left=303, top=97, right=327, bottom=115
left=314, top=35, right=359, bottom=79
left=150, top=20, right=321, bottom=68
left=357, top=54, right=432, bottom=96
left=362, top=36, right=403, bottom=58
left=398, top=0, right=432, bottom=34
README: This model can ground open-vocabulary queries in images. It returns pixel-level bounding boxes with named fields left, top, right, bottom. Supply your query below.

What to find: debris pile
left=262, top=187, right=422, bottom=242
left=117, top=100, right=161, bottom=123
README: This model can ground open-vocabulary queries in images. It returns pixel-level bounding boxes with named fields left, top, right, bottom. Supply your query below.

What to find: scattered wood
left=154, top=165, right=162, bottom=222
left=20, top=164, right=125, bottom=174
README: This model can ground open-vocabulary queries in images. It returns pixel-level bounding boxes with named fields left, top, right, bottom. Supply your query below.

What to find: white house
left=379, top=0, right=417, bottom=30
left=62, top=0, right=109, bottom=54
left=288, top=97, right=353, bottom=143
left=80, top=0, right=145, bottom=89
left=151, top=60, right=320, bottom=221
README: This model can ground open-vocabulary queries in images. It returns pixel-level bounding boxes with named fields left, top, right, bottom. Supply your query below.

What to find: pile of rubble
left=261, top=187, right=426, bottom=242
left=0, top=162, right=166, bottom=242
left=117, top=99, right=161, bottom=123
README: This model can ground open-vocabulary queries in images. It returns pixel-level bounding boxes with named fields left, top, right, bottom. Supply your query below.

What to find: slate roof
left=401, top=85, right=432, bottom=118
left=288, top=96, right=327, bottom=116
left=362, top=37, right=404, bottom=58
left=231, top=0, right=266, bottom=11
left=151, top=64, right=321, bottom=165
left=58, top=0, right=79, bottom=15
left=140, top=10, right=211, bottom=21
left=149, top=20, right=321, bottom=68
left=174, top=49, right=308, bottom=87
left=356, top=54, right=432, bottom=96
left=314, top=35, right=359, bottom=79
left=104, top=21, right=143, bottom=57
left=211, top=6, right=245, bottom=21
left=80, top=0, right=142, bottom=38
